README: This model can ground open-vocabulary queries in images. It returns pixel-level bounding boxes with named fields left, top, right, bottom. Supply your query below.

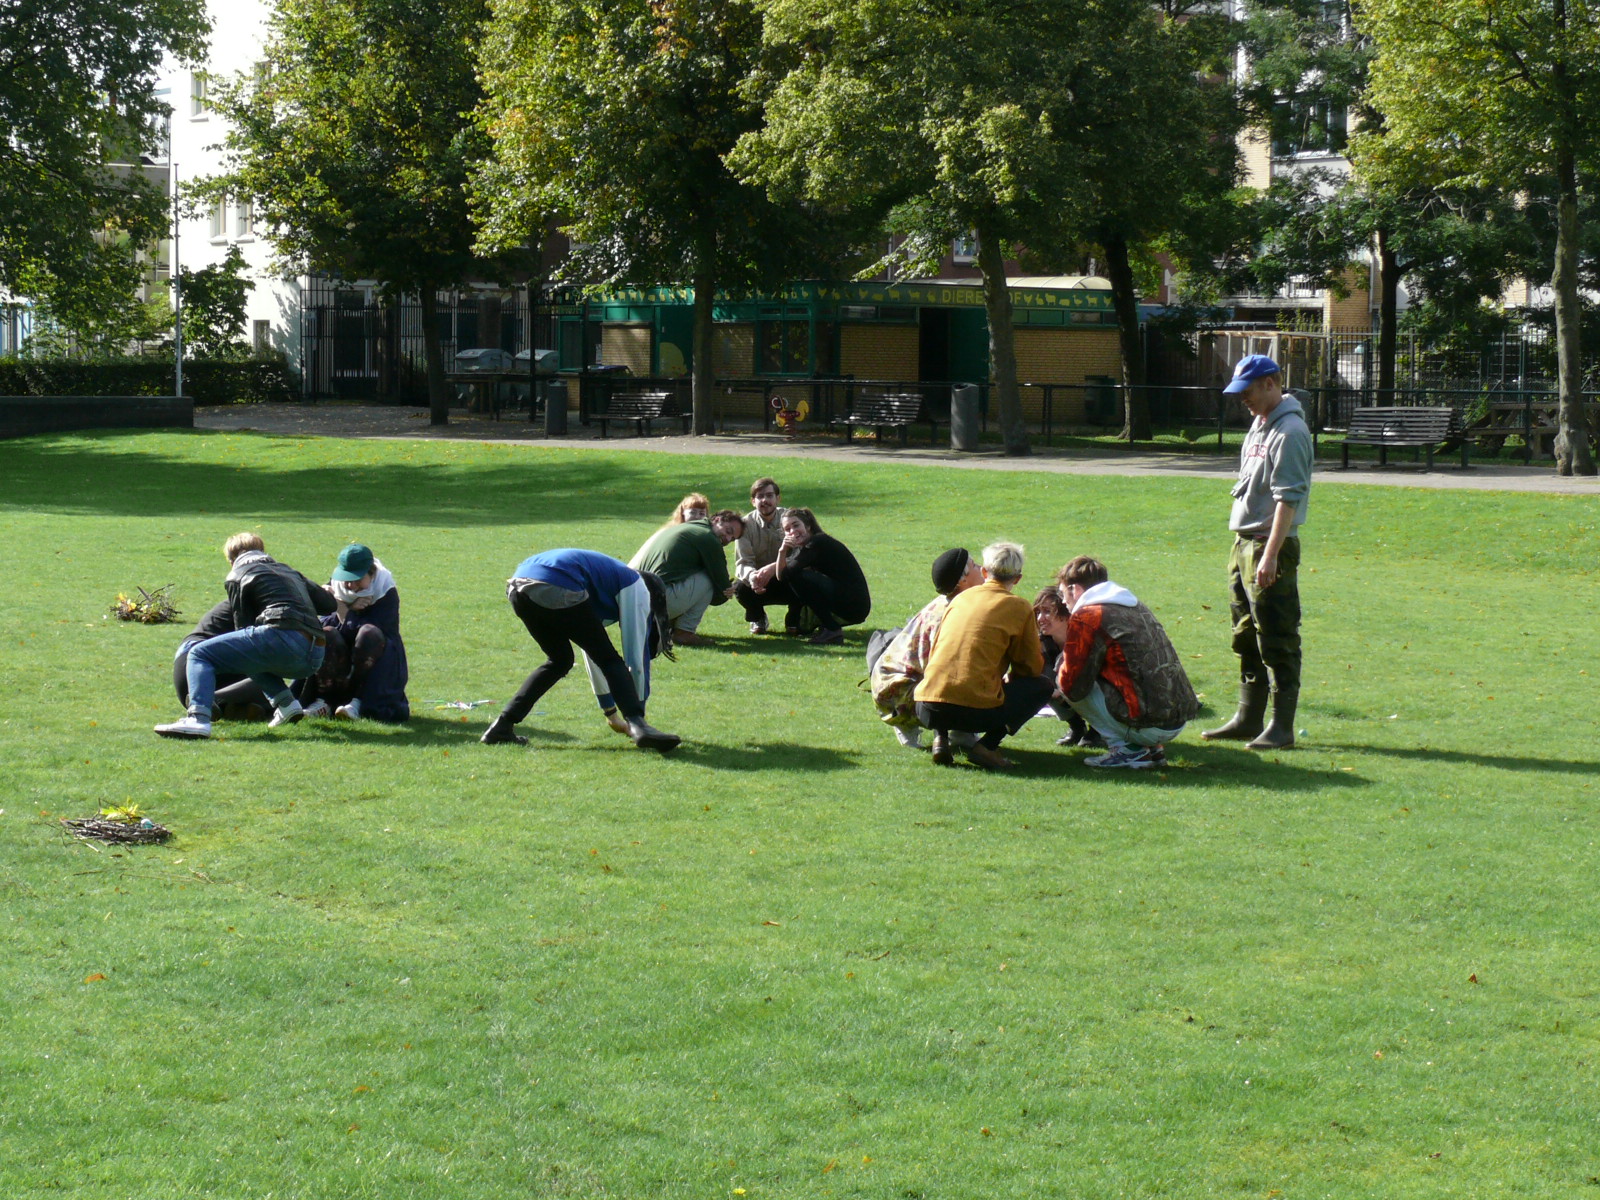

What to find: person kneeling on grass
left=772, top=507, right=871, bottom=646
left=628, top=510, right=743, bottom=647
left=870, top=547, right=984, bottom=749
left=156, top=533, right=330, bottom=739
left=1049, top=555, right=1199, bottom=770
left=913, top=541, right=1052, bottom=770
left=295, top=543, right=410, bottom=722
left=481, top=548, right=680, bottom=752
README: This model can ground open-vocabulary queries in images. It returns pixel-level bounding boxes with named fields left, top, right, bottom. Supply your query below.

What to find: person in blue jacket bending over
left=481, top=548, right=680, bottom=752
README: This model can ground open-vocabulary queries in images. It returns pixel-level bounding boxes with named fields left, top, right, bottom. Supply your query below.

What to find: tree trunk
left=1375, top=227, right=1399, bottom=396
left=977, top=227, right=1028, bottom=456
left=1552, top=151, right=1595, bottom=475
left=1103, top=233, right=1149, bottom=441
left=419, top=287, right=450, bottom=426
left=691, top=268, right=715, bottom=436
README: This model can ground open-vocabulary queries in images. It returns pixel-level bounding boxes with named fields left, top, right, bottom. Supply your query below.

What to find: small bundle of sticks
left=62, top=817, right=173, bottom=844
left=111, top=585, right=181, bottom=624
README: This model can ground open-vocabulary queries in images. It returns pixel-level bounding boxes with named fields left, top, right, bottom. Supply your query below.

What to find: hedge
left=0, top=359, right=296, bottom=406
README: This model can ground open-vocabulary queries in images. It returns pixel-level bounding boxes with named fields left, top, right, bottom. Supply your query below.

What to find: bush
left=0, top=358, right=296, bottom=405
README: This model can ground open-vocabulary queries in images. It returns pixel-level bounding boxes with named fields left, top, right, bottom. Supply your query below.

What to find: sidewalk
left=194, top=402, right=1600, bottom=496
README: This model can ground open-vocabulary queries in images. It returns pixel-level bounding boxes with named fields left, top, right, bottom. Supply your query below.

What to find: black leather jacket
left=225, top=552, right=334, bottom=637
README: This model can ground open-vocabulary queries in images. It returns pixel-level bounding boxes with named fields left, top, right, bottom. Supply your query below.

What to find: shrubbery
left=0, top=359, right=295, bottom=405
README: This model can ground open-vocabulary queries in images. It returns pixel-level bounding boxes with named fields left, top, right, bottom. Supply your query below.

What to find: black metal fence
left=299, top=282, right=561, bottom=402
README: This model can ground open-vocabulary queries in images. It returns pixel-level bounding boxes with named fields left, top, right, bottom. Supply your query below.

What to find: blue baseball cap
left=1223, top=354, right=1282, bottom=394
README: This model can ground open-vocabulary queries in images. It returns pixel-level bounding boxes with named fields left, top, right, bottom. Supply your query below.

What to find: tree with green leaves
left=178, top=247, right=253, bottom=358
left=735, top=0, right=1144, bottom=455
left=475, top=0, right=846, bottom=435
left=0, top=0, right=207, bottom=341
left=1028, top=0, right=1247, bottom=440
left=1354, top=0, right=1600, bottom=474
left=209, top=0, right=517, bottom=424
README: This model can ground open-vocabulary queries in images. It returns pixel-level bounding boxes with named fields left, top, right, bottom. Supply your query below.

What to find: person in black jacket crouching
left=773, top=507, right=871, bottom=646
left=155, top=532, right=329, bottom=739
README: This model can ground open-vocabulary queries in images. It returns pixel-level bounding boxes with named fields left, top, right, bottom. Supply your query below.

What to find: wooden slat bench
left=832, top=392, right=923, bottom=444
left=596, top=390, right=689, bottom=437
left=1339, top=406, right=1462, bottom=469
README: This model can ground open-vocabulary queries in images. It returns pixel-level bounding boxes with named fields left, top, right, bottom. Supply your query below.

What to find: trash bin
left=950, top=383, right=981, bottom=451
left=544, top=379, right=568, bottom=436
left=1086, top=375, right=1117, bottom=425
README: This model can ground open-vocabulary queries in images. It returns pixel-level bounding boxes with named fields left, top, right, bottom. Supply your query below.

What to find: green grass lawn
left=2, top=429, right=1598, bottom=1199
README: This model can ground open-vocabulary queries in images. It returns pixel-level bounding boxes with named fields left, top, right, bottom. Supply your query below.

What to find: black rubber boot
left=1247, top=688, right=1298, bottom=750
left=1201, top=681, right=1269, bottom=741
left=627, top=717, right=680, bottom=752
left=480, top=714, right=528, bottom=745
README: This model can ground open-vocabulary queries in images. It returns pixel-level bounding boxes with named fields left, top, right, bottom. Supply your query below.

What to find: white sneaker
left=892, top=725, right=923, bottom=750
left=302, top=699, right=332, bottom=719
left=950, top=730, right=980, bottom=749
left=334, top=698, right=362, bottom=720
left=268, top=699, right=304, bottom=728
left=155, top=714, right=212, bottom=739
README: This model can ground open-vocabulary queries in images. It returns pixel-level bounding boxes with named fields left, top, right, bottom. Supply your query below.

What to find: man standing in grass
left=733, top=476, right=803, bottom=635
left=629, top=510, right=744, bottom=647
left=155, top=533, right=330, bottom=739
left=1202, top=354, right=1312, bottom=751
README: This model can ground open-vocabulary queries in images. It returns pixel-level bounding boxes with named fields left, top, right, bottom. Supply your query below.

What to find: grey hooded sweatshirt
left=1229, top=391, right=1312, bottom=536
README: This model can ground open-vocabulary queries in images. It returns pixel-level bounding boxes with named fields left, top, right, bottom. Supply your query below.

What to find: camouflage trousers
left=1227, top=535, right=1302, bottom=693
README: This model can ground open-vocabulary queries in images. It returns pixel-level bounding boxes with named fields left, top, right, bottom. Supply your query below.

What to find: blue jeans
left=186, top=627, right=324, bottom=715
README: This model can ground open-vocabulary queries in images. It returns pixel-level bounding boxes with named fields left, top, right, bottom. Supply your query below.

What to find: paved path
left=195, top=402, right=1600, bottom=495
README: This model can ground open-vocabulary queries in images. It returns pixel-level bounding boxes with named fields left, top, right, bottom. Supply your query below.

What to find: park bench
left=832, top=392, right=924, bottom=445
left=595, top=390, right=690, bottom=438
left=1339, top=406, right=1463, bottom=470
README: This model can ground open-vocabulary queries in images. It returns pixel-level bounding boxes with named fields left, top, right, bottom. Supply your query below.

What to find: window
left=1271, top=95, right=1348, bottom=157
left=190, top=74, right=208, bottom=119
left=253, top=320, right=271, bottom=354
left=235, top=199, right=254, bottom=239
left=952, top=233, right=979, bottom=263
left=758, top=320, right=810, bottom=374
left=208, top=201, right=225, bottom=241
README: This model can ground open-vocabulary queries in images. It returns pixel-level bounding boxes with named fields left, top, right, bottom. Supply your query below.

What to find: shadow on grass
left=663, top=739, right=863, bottom=773
left=956, top=745, right=1372, bottom=792
left=1316, top=740, right=1600, bottom=776
left=0, top=432, right=890, bottom=527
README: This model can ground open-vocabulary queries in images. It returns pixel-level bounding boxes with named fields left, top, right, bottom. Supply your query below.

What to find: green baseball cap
left=332, top=543, right=375, bottom=581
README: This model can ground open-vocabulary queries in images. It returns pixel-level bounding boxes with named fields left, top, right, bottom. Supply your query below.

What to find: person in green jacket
left=629, top=510, right=744, bottom=647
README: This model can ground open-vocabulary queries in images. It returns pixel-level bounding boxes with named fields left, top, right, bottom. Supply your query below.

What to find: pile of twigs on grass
left=111, top=585, right=181, bottom=624
left=62, top=806, right=172, bottom=844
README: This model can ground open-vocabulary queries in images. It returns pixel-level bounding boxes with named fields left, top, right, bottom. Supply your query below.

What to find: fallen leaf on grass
left=84, top=973, right=105, bottom=983
left=762, top=920, right=781, bottom=927
left=822, top=1160, right=836, bottom=1174
left=1468, top=973, right=1478, bottom=984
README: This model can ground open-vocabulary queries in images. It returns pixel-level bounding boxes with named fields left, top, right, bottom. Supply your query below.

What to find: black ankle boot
left=480, top=715, right=528, bottom=745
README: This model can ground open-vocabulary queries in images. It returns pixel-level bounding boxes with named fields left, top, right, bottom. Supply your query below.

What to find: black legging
left=297, top=625, right=385, bottom=708
left=916, top=674, right=1053, bottom=750
left=783, top=567, right=868, bottom=631
left=504, top=588, right=644, bottom=723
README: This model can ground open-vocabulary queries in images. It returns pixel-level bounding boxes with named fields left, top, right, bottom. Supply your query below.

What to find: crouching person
left=1053, top=556, right=1198, bottom=769
left=155, top=533, right=329, bottom=738
left=481, top=549, right=680, bottom=752
left=870, top=547, right=983, bottom=749
left=913, top=541, right=1052, bottom=770
left=298, top=543, right=411, bottom=722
